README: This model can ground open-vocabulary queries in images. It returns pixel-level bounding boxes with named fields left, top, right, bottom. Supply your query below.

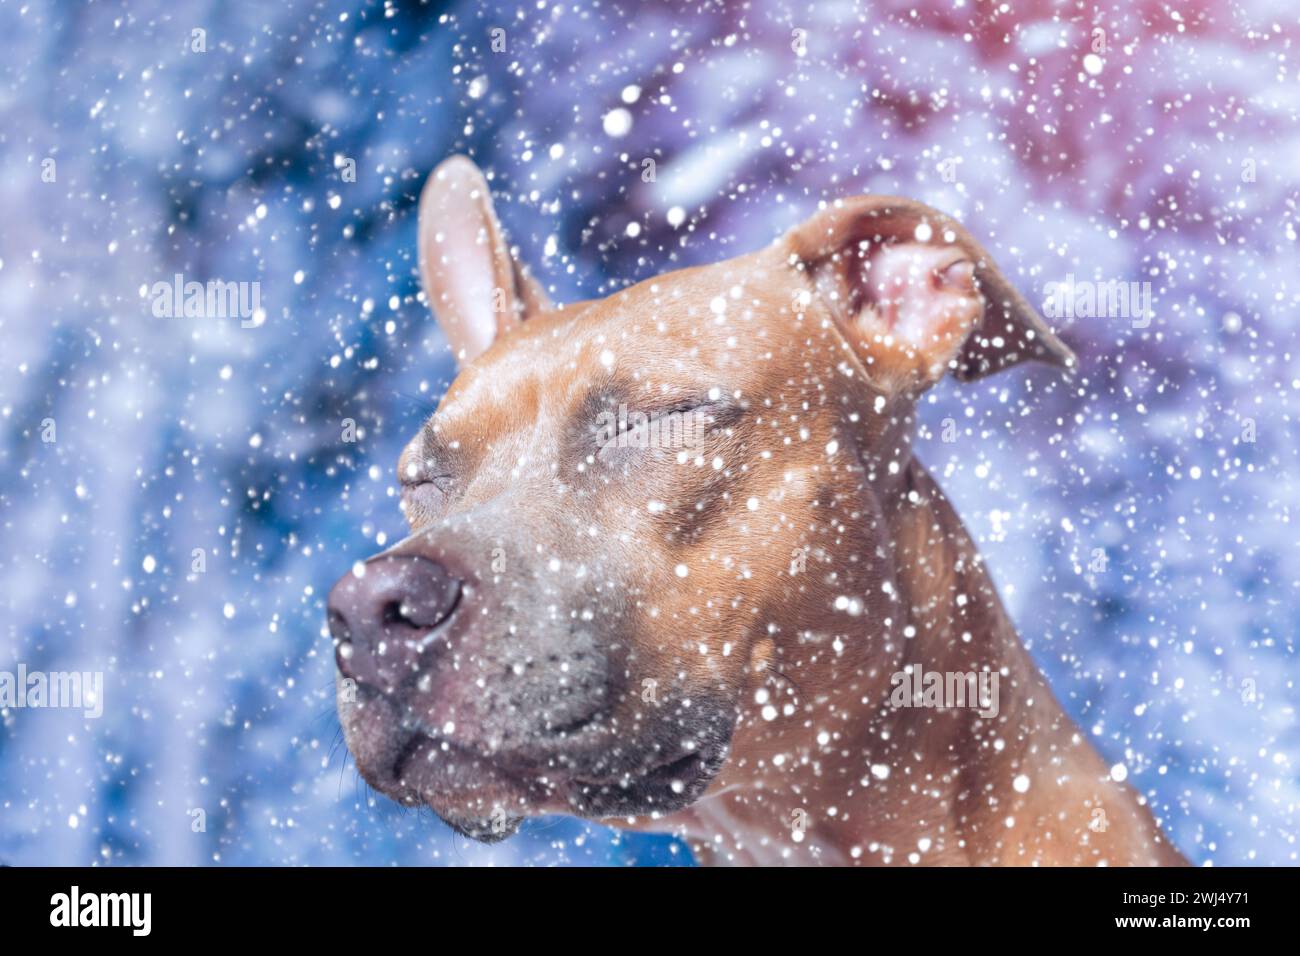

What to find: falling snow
left=0, top=1, right=1297, bottom=868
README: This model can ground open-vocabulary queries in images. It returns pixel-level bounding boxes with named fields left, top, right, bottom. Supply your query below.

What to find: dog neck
left=657, top=459, right=1183, bottom=866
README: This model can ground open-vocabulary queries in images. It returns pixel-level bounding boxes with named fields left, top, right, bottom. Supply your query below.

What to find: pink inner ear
left=860, top=242, right=982, bottom=357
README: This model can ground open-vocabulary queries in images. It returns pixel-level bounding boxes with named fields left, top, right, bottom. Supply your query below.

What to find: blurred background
left=0, top=0, right=1296, bottom=865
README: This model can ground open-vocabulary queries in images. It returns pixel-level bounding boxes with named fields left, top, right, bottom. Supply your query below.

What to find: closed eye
left=401, top=473, right=453, bottom=493
left=592, top=401, right=741, bottom=461
left=399, top=474, right=454, bottom=518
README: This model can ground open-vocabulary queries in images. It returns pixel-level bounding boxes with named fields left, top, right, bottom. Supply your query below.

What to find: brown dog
left=327, top=156, right=1186, bottom=866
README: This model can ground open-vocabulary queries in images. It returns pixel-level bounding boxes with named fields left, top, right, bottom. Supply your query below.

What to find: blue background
left=0, top=0, right=1295, bottom=865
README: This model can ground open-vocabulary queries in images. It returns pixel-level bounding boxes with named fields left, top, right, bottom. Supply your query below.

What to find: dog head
left=328, top=156, right=1074, bottom=841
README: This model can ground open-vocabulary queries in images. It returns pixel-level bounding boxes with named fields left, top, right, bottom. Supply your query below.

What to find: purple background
left=0, top=0, right=1295, bottom=865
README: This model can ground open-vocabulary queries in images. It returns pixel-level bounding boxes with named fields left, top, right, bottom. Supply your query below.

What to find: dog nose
left=327, top=554, right=462, bottom=694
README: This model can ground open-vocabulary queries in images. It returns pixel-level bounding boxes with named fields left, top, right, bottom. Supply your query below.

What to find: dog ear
left=785, top=196, right=1075, bottom=391
left=417, top=155, right=551, bottom=365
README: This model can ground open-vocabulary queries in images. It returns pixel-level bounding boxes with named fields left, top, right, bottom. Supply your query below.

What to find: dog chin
left=564, top=745, right=730, bottom=821
left=342, top=687, right=737, bottom=843
left=435, top=810, right=525, bottom=844
left=421, top=748, right=727, bottom=844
